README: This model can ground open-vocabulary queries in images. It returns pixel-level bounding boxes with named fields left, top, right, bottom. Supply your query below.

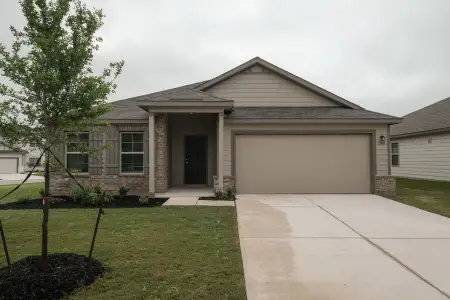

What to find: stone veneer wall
left=50, top=175, right=149, bottom=196
left=375, top=176, right=396, bottom=197
left=155, top=114, right=169, bottom=193
left=213, top=175, right=235, bottom=192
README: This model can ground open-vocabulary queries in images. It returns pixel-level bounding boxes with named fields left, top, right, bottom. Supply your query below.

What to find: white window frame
left=66, top=132, right=89, bottom=174
left=29, top=142, right=38, bottom=148
left=28, top=157, right=41, bottom=167
left=120, top=132, right=145, bottom=175
left=391, top=142, right=399, bottom=167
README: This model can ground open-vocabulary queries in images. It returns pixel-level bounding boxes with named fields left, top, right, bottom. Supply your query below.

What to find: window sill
left=119, top=173, right=146, bottom=177
left=70, top=173, right=90, bottom=177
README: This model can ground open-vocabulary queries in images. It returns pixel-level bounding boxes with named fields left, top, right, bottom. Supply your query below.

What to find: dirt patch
left=0, top=253, right=104, bottom=300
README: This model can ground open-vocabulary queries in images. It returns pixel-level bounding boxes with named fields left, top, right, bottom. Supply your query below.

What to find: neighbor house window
left=28, top=157, right=41, bottom=167
left=391, top=143, right=399, bottom=166
left=29, top=142, right=38, bottom=148
left=66, top=133, right=89, bottom=173
left=121, top=133, right=144, bottom=173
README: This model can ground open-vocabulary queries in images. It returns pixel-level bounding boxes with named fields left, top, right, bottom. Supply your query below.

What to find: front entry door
left=184, top=135, right=207, bottom=184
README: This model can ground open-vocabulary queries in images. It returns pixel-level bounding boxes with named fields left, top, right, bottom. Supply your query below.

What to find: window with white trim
left=391, top=142, right=399, bottom=166
left=66, top=133, right=89, bottom=173
left=121, top=133, right=144, bottom=173
left=29, top=142, right=38, bottom=148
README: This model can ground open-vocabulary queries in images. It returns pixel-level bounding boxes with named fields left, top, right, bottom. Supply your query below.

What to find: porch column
left=148, top=112, right=155, bottom=195
left=217, top=112, right=224, bottom=191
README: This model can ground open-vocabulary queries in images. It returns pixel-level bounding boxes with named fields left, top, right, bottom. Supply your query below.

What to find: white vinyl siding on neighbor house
left=205, top=66, right=340, bottom=107
left=391, top=133, right=450, bottom=181
left=222, top=123, right=389, bottom=177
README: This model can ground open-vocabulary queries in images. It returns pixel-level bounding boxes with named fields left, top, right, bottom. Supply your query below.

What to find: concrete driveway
left=0, top=173, right=44, bottom=185
left=237, top=194, right=450, bottom=300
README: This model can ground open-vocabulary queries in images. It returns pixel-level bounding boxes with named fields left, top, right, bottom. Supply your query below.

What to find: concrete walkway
left=163, top=197, right=235, bottom=206
left=237, top=194, right=450, bottom=300
left=0, top=174, right=44, bottom=186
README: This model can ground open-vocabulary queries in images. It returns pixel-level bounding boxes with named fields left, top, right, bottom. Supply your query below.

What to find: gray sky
left=1, top=0, right=450, bottom=116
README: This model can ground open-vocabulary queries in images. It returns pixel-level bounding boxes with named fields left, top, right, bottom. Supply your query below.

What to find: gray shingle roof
left=228, top=107, right=401, bottom=121
left=140, top=88, right=232, bottom=102
left=99, top=81, right=206, bottom=120
left=391, top=97, right=450, bottom=137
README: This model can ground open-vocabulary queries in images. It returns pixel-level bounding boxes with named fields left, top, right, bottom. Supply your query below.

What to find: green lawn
left=394, top=178, right=450, bottom=218
left=0, top=182, right=43, bottom=203
left=0, top=184, right=246, bottom=299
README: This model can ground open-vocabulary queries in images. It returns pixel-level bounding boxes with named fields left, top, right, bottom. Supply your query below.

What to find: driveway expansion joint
left=309, top=198, right=450, bottom=299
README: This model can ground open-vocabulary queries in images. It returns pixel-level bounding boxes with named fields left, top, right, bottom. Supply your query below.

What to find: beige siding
left=223, top=122, right=389, bottom=177
left=205, top=66, right=339, bottom=107
left=392, top=133, right=450, bottom=181
left=169, top=114, right=217, bottom=186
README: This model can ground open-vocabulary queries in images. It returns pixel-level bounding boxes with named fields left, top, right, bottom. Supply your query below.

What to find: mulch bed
left=0, top=253, right=104, bottom=300
left=198, top=196, right=235, bottom=201
left=0, top=196, right=168, bottom=210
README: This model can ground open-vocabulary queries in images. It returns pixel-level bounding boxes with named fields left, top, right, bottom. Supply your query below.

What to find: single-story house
left=50, top=57, right=401, bottom=196
left=391, top=97, right=450, bottom=182
left=0, top=140, right=28, bottom=174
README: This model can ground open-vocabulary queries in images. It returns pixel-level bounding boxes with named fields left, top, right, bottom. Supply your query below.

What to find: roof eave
left=226, top=118, right=402, bottom=124
left=391, top=127, right=450, bottom=139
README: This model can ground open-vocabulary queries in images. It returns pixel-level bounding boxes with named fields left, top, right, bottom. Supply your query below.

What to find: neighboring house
left=391, top=97, right=450, bottom=182
left=0, top=140, right=28, bottom=174
left=50, top=57, right=401, bottom=196
left=23, top=142, right=45, bottom=172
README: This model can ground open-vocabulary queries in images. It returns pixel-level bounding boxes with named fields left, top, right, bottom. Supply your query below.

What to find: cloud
left=1, top=0, right=449, bottom=116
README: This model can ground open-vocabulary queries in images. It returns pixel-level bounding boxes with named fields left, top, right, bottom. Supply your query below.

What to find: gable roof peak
left=195, top=57, right=363, bottom=109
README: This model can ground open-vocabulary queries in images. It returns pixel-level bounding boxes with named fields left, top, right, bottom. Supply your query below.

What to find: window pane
left=122, top=133, right=132, bottom=143
left=133, top=133, right=143, bottom=142
left=391, top=143, right=399, bottom=154
left=79, top=133, right=89, bottom=142
left=121, top=154, right=144, bottom=173
left=121, top=142, right=133, bottom=152
left=67, top=154, right=89, bottom=173
left=133, top=142, right=144, bottom=152
left=392, top=155, right=399, bottom=166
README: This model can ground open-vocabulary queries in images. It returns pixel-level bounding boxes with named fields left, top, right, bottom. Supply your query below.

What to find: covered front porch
left=138, top=91, right=232, bottom=196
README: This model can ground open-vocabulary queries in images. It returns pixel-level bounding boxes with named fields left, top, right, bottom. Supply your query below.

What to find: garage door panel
left=235, top=135, right=371, bottom=194
left=0, top=158, right=18, bottom=174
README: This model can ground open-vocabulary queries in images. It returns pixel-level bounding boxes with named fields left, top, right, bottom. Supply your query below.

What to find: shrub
left=118, top=186, right=130, bottom=200
left=138, top=195, right=149, bottom=205
left=70, top=186, right=112, bottom=207
left=214, top=188, right=236, bottom=201
left=38, top=188, right=46, bottom=198
left=69, top=185, right=86, bottom=204
left=16, top=196, right=30, bottom=204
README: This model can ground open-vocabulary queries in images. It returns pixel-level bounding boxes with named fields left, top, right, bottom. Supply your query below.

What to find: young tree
left=0, top=0, right=124, bottom=196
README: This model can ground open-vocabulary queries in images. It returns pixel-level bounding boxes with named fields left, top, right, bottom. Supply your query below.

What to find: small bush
left=213, top=188, right=236, bottom=201
left=16, top=196, right=30, bottom=204
left=38, top=188, right=46, bottom=198
left=70, top=186, right=111, bottom=207
left=69, top=185, right=86, bottom=204
left=138, top=195, right=149, bottom=205
left=118, top=186, right=130, bottom=200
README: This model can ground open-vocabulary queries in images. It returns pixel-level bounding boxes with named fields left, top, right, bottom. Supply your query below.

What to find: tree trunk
left=44, top=150, right=50, bottom=197
left=41, top=197, right=49, bottom=267
left=42, top=149, right=50, bottom=267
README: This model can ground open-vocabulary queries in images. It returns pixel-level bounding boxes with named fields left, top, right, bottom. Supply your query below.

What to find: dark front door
left=184, top=135, right=207, bottom=184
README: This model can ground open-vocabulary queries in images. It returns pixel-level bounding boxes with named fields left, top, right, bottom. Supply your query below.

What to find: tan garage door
left=0, top=158, right=18, bottom=174
left=235, top=135, right=372, bottom=194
